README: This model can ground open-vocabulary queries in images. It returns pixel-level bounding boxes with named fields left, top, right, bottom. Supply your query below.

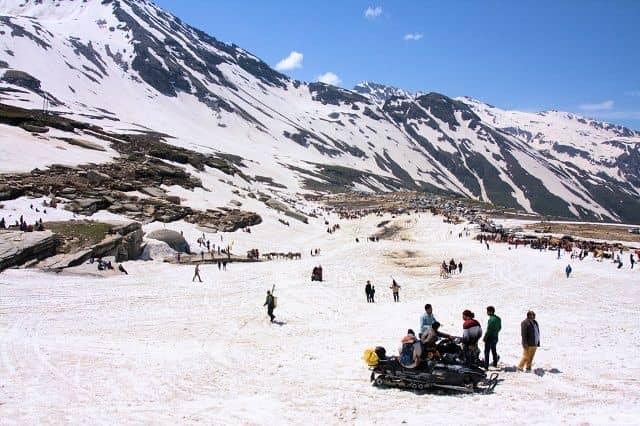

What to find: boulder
left=38, top=249, right=93, bottom=270
left=146, top=229, right=190, bottom=253
left=0, top=185, right=24, bottom=201
left=165, top=195, right=181, bottom=205
left=123, top=203, right=141, bottom=212
left=140, top=186, right=166, bottom=198
left=20, top=123, right=49, bottom=133
left=0, top=231, right=60, bottom=272
left=70, top=198, right=109, bottom=214
left=87, top=170, right=110, bottom=184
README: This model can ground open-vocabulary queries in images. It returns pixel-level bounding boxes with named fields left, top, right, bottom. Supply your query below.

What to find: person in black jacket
left=518, top=310, right=540, bottom=371
left=264, top=290, right=275, bottom=322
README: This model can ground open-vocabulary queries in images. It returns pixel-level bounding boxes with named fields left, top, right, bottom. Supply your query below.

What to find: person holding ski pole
left=264, top=290, right=276, bottom=322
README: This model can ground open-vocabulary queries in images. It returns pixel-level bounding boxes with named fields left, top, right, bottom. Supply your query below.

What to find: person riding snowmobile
left=398, top=329, right=422, bottom=369
left=461, top=310, right=482, bottom=365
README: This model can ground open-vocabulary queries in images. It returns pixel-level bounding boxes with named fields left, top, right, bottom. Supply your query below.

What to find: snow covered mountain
left=0, top=0, right=638, bottom=223
left=353, top=81, right=424, bottom=106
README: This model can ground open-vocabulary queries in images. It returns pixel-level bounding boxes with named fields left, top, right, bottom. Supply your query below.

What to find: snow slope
left=1, top=212, right=638, bottom=424
left=0, top=0, right=638, bottom=223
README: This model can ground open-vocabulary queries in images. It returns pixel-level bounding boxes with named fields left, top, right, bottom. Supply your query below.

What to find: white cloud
left=578, top=100, right=614, bottom=111
left=275, top=51, right=303, bottom=71
left=317, top=72, right=342, bottom=86
left=403, top=33, right=424, bottom=41
left=364, top=6, right=382, bottom=19
left=625, top=90, right=640, bottom=97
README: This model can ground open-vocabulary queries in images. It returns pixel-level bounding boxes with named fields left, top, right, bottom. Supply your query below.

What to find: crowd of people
left=0, top=215, right=45, bottom=232
left=396, top=304, right=540, bottom=372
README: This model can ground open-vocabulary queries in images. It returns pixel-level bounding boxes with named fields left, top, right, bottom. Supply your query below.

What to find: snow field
left=1, top=213, right=638, bottom=424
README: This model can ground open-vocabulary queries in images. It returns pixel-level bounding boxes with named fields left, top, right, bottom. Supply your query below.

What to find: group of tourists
left=1, top=215, right=45, bottom=232
left=363, top=278, right=404, bottom=302
left=326, top=224, right=340, bottom=234
left=398, top=304, right=540, bottom=372
left=440, top=259, right=462, bottom=278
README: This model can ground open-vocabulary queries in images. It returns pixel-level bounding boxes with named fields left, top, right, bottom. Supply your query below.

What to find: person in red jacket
left=461, top=309, right=483, bottom=365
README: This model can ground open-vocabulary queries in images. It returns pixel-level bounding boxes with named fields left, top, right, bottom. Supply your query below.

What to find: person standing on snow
left=518, top=310, right=540, bottom=372
left=365, top=281, right=372, bottom=303
left=461, top=310, right=483, bottom=365
left=370, top=285, right=376, bottom=303
left=264, top=290, right=276, bottom=322
left=631, top=253, right=636, bottom=269
left=419, top=304, right=437, bottom=336
left=390, top=279, right=401, bottom=302
left=192, top=264, right=202, bottom=283
left=483, top=306, right=501, bottom=369
left=565, top=264, right=572, bottom=278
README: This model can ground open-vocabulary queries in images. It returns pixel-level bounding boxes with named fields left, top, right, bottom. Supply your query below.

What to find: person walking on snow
left=370, top=285, right=376, bottom=303
left=565, top=264, right=572, bottom=278
left=483, top=306, right=501, bottom=369
left=631, top=253, right=636, bottom=269
left=264, top=290, right=276, bottom=322
left=518, top=311, right=540, bottom=372
left=390, top=279, right=401, bottom=302
left=192, top=264, right=203, bottom=282
left=365, top=281, right=372, bottom=303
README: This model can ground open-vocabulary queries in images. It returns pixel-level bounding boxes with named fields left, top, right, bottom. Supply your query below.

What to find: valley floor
left=1, top=213, right=639, bottom=425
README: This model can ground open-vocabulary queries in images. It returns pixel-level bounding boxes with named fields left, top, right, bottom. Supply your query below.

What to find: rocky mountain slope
left=0, top=0, right=638, bottom=223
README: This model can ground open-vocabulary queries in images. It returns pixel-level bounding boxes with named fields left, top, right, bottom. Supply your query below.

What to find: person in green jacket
left=483, top=306, right=501, bottom=369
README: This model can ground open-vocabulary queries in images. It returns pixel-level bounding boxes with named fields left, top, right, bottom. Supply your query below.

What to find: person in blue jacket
left=420, top=304, right=437, bottom=336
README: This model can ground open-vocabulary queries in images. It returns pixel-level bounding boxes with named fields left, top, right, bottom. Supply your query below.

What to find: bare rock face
left=264, top=198, right=308, bottom=224
left=0, top=230, right=60, bottom=272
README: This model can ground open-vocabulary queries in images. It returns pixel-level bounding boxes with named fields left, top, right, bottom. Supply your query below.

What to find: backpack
left=400, top=341, right=414, bottom=365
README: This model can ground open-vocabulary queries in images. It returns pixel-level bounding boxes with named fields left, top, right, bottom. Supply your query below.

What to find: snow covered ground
left=1, top=212, right=639, bottom=425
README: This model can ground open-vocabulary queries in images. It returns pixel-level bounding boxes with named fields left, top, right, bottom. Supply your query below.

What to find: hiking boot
left=493, top=355, right=500, bottom=368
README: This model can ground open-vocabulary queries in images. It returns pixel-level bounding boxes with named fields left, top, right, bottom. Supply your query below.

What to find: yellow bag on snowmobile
left=364, top=348, right=379, bottom=366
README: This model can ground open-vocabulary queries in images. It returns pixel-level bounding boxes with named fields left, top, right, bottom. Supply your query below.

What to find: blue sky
left=154, top=0, right=640, bottom=129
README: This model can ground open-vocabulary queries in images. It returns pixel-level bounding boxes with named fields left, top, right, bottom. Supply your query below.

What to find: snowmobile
left=364, top=339, right=499, bottom=393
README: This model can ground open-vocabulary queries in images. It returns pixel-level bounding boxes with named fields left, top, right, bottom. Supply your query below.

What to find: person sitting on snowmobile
left=461, top=310, right=483, bottom=365
left=421, top=321, right=452, bottom=350
left=398, top=329, right=422, bottom=369
left=421, top=321, right=453, bottom=360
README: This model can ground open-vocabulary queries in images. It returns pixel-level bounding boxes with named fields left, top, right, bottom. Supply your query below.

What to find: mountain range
left=0, top=0, right=638, bottom=223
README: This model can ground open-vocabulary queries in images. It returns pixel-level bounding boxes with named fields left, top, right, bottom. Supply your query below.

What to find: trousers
left=518, top=346, right=538, bottom=370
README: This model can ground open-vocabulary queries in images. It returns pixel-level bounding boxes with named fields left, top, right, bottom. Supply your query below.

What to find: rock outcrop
left=146, top=229, right=190, bottom=253
left=38, top=221, right=143, bottom=271
left=0, top=230, right=59, bottom=272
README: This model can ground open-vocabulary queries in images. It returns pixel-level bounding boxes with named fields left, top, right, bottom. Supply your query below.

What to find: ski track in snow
left=0, top=213, right=639, bottom=425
